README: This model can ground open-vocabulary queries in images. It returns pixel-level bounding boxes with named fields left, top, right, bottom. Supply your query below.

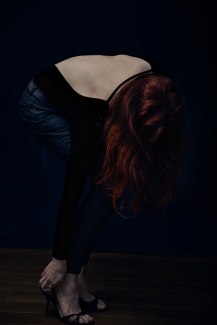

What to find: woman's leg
left=66, top=174, right=113, bottom=274
left=18, top=83, right=97, bottom=322
left=67, top=172, right=113, bottom=310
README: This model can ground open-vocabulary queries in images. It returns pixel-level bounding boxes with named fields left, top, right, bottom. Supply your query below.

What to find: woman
left=18, top=54, right=186, bottom=324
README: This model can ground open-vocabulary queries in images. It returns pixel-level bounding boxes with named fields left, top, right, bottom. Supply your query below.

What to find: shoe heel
left=45, top=294, right=51, bottom=315
left=39, top=286, right=54, bottom=316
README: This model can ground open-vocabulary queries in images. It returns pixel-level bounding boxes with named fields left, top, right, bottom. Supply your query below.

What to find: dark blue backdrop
left=0, top=0, right=216, bottom=256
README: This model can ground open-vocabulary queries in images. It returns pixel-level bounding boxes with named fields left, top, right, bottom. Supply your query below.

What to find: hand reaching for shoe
left=39, top=258, right=67, bottom=289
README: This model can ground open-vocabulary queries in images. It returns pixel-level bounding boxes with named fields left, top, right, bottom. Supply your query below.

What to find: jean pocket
left=18, top=102, right=51, bottom=123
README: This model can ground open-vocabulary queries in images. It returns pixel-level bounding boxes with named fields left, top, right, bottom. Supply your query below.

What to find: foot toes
left=80, top=314, right=94, bottom=323
left=98, top=299, right=106, bottom=309
left=79, top=316, right=87, bottom=324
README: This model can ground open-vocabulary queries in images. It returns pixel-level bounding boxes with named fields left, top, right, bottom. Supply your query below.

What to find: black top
left=34, top=64, right=110, bottom=167
left=33, top=59, right=165, bottom=257
left=33, top=62, right=161, bottom=169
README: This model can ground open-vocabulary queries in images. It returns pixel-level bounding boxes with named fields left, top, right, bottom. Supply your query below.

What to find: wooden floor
left=0, top=249, right=216, bottom=325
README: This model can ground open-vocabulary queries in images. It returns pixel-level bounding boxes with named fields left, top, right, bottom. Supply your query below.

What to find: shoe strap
left=61, top=310, right=83, bottom=322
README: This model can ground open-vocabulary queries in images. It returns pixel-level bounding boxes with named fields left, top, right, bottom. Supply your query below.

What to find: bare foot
left=78, top=267, right=107, bottom=310
left=39, top=258, right=66, bottom=289
left=56, top=273, right=94, bottom=324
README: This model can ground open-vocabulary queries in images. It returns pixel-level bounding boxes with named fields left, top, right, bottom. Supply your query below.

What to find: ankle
left=60, top=273, right=78, bottom=288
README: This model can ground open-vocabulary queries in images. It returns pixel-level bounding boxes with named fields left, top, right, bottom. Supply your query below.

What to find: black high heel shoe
left=39, top=285, right=95, bottom=324
left=39, top=285, right=55, bottom=316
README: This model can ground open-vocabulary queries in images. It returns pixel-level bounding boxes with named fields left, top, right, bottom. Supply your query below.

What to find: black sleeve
left=33, top=64, right=109, bottom=259
left=51, top=110, right=102, bottom=259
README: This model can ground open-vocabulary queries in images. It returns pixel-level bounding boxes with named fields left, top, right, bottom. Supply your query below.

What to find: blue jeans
left=18, top=80, right=114, bottom=273
left=18, top=80, right=73, bottom=160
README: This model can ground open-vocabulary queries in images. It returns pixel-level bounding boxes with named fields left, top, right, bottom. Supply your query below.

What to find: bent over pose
left=18, top=54, right=186, bottom=324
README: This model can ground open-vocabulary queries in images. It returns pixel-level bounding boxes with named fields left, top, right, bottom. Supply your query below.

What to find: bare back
left=55, top=54, right=151, bottom=101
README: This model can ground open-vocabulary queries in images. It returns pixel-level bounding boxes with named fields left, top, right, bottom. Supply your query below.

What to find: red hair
left=94, top=73, right=187, bottom=218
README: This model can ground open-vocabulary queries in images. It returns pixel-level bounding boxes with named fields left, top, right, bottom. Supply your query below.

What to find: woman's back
left=55, top=54, right=151, bottom=102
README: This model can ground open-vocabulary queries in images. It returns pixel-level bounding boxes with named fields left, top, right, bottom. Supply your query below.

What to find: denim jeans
left=18, top=80, right=114, bottom=273
left=18, top=80, right=73, bottom=160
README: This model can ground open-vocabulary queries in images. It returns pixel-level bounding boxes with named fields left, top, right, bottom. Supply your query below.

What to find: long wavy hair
left=94, top=72, right=187, bottom=218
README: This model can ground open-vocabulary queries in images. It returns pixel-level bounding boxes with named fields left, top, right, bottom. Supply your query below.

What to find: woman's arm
left=51, top=111, right=102, bottom=259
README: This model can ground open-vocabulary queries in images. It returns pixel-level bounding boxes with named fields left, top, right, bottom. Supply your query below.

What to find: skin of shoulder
left=54, top=54, right=151, bottom=101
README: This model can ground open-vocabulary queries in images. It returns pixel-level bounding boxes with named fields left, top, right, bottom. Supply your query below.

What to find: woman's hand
left=39, top=258, right=67, bottom=289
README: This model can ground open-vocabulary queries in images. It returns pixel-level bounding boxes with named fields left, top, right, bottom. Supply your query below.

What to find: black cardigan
left=33, top=61, right=164, bottom=258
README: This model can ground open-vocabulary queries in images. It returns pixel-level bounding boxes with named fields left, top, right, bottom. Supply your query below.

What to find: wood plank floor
left=0, top=249, right=216, bottom=325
